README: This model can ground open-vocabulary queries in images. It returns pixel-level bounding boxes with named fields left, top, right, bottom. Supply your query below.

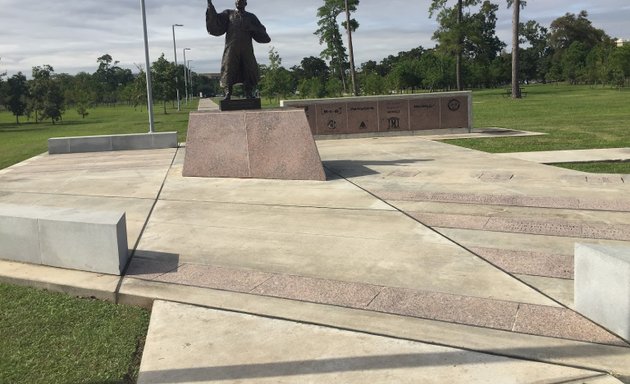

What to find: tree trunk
left=456, top=0, right=463, bottom=91
left=511, top=0, right=522, bottom=98
left=345, top=0, right=358, bottom=96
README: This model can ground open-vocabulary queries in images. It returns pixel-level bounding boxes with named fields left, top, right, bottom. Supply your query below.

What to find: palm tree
left=507, top=0, right=526, bottom=98
left=344, top=0, right=358, bottom=96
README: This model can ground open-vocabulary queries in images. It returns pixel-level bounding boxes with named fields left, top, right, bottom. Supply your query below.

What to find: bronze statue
left=206, top=0, right=271, bottom=100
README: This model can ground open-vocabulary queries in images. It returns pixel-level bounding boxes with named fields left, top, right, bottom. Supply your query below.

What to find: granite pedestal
left=182, top=109, right=326, bottom=181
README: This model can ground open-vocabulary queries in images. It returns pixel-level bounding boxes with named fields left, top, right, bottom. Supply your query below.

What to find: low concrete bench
left=0, top=203, right=128, bottom=275
left=575, top=243, right=630, bottom=341
left=48, top=132, right=178, bottom=154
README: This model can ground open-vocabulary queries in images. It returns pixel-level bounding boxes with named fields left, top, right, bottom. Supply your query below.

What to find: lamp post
left=183, top=48, right=191, bottom=104
left=187, top=60, right=194, bottom=101
left=172, top=23, right=183, bottom=111
left=140, top=0, right=155, bottom=133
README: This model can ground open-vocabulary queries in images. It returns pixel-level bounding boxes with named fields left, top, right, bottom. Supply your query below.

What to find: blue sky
left=0, top=0, right=628, bottom=76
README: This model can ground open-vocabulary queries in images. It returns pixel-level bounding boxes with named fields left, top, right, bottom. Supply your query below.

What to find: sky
left=0, top=0, right=628, bottom=77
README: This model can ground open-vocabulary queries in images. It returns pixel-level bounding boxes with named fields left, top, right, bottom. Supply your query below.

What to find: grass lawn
left=447, top=84, right=630, bottom=153
left=0, top=283, right=149, bottom=384
left=0, top=100, right=198, bottom=170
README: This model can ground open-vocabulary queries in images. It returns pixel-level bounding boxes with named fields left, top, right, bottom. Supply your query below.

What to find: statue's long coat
left=206, top=4, right=271, bottom=88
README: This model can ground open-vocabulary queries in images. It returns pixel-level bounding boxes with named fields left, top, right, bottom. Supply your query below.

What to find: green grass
left=0, top=283, right=150, bottom=384
left=0, top=100, right=198, bottom=170
left=446, top=84, right=630, bottom=153
left=553, top=160, right=630, bottom=174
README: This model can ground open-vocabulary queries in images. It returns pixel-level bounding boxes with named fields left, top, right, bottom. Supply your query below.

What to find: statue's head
left=235, top=0, right=247, bottom=11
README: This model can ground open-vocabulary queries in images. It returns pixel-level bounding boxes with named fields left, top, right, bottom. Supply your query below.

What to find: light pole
left=172, top=24, right=183, bottom=111
left=187, top=60, right=194, bottom=100
left=183, top=48, right=191, bottom=104
left=140, top=0, right=155, bottom=133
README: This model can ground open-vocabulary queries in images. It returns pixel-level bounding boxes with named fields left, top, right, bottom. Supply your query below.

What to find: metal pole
left=187, top=60, right=193, bottom=101
left=172, top=24, right=183, bottom=111
left=141, top=0, right=155, bottom=133
left=183, top=48, right=190, bottom=104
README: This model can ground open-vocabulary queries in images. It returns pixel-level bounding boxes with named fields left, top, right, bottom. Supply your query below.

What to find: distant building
left=200, top=73, right=221, bottom=80
left=617, top=38, right=625, bottom=47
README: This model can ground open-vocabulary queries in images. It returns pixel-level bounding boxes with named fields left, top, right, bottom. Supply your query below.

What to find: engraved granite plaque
left=347, top=101, right=378, bottom=134
left=316, top=103, right=347, bottom=134
left=410, top=98, right=440, bottom=131
left=378, top=99, right=409, bottom=131
left=440, top=96, right=469, bottom=129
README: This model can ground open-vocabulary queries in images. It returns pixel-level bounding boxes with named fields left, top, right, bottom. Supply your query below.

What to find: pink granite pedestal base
left=183, top=109, right=326, bottom=181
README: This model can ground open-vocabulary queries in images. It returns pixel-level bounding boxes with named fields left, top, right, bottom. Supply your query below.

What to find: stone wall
left=281, top=91, right=472, bottom=138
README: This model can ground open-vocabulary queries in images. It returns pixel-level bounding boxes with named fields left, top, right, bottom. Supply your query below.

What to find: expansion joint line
left=323, top=165, right=566, bottom=310
left=113, top=147, right=180, bottom=303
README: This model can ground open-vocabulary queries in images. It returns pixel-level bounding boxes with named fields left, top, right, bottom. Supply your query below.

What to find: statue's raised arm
left=206, top=0, right=229, bottom=36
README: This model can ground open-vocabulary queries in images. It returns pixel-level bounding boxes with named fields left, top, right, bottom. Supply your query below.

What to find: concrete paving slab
left=3, top=135, right=630, bottom=381
left=162, top=162, right=393, bottom=210
left=134, top=199, right=557, bottom=306
left=138, top=300, right=618, bottom=384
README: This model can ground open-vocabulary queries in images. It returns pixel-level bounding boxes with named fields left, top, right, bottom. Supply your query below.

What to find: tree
left=464, top=1, right=505, bottom=87
left=0, top=58, right=6, bottom=108
left=430, top=0, right=481, bottom=90
left=28, top=65, right=54, bottom=122
left=71, top=72, right=96, bottom=118
left=260, top=47, right=293, bottom=102
left=507, top=0, right=526, bottom=98
left=6, top=73, right=28, bottom=124
left=315, top=0, right=359, bottom=93
left=151, top=54, right=177, bottom=114
left=548, top=11, right=611, bottom=83
left=93, top=54, right=134, bottom=105
left=519, top=20, right=550, bottom=82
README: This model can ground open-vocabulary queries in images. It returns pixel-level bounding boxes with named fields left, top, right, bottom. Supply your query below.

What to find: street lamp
left=183, top=48, right=191, bottom=104
left=140, top=0, right=155, bottom=133
left=172, top=23, right=183, bottom=111
left=187, top=60, right=194, bottom=100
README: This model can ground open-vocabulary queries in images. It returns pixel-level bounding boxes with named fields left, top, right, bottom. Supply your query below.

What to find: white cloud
left=0, top=0, right=627, bottom=76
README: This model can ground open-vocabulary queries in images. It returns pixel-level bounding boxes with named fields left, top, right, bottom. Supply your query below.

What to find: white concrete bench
left=575, top=243, right=630, bottom=341
left=48, top=132, right=178, bottom=154
left=0, top=203, right=128, bottom=275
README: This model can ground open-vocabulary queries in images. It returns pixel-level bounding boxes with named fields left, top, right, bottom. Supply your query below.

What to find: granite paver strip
left=408, top=212, right=489, bottom=230
left=411, top=212, right=630, bottom=241
left=513, top=304, right=629, bottom=347
left=125, top=257, right=180, bottom=281
left=373, top=190, right=630, bottom=212
left=154, top=263, right=274, bottom=293
left=469, top=247, right=574, bottom=279
left=368, top=287, right=519, bottom=331
left=484, top=217, right=584, bottom=238
left=251, top=274, right=383, bottom=307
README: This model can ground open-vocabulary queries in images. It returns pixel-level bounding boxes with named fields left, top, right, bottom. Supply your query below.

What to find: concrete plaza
left=0, top=100, right=629, bottom=383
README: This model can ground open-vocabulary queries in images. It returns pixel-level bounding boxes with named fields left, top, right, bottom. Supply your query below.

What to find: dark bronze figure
left=206, top=0, right=271, bottom=100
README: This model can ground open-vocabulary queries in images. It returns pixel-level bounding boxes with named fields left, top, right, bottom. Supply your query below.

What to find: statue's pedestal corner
left=220, top=98, right=262, bottom=111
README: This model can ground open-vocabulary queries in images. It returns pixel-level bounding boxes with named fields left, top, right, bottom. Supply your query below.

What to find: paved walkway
left=0, top=107, right=629, bottom=382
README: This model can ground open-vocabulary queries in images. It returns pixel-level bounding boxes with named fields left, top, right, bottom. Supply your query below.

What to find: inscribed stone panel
left=410, top=98, right=440, bottom=131
left=316, top=104, right=348, bottom=134
left=346, top=101, right=378, bottom=133
left=378, top=99, right=409, bottom=132
left=440, top=96, right=469, bottom=129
